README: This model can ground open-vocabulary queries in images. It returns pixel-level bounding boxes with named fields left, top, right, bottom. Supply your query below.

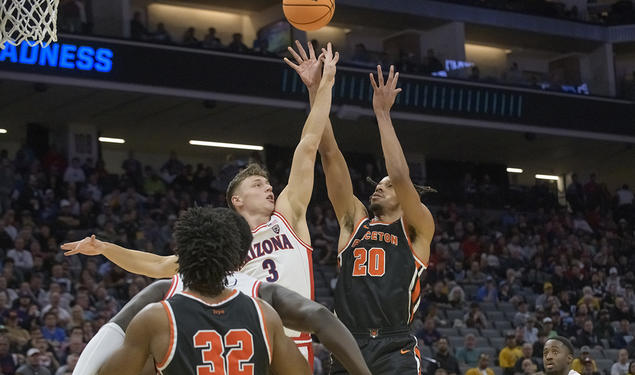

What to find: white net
left=0, top=0, right=60, bottom=49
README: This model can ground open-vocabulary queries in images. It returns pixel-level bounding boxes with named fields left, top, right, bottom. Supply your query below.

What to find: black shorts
left=330, top=333, right=421, bottom=375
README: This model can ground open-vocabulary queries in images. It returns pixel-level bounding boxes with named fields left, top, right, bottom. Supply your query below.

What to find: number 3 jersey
left=156, top=290, right=270, bottom=375
left=239, top=211, right=313, bottom=344
left=334, top=217, right=427, bottom=332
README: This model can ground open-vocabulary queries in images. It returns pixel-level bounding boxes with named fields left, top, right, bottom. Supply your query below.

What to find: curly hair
left=174, top=207, right=252, bottom=296
left=226, top=163, right=269, bottom=210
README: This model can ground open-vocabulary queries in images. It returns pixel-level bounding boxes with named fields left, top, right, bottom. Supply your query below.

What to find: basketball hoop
left=0, top=0, right=60, bottom=49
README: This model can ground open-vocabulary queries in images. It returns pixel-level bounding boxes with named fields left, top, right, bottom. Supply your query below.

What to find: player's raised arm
left=285, top=40, right=367, bottom=244
left=258, top=299, right=311, bottom=375
left=98, top=303, right=168, bottom=375
left=61, top=235, right=178, bottom=279
left=276, top=42, right=338, bottom=230
left=258, top=283, right=371, bottom=375
left=370, top=65, right=435, bottom=264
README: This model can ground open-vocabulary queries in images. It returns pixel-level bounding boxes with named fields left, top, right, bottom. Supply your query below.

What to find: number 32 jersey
left=156, top=290, right=270, bottom=375
left=335, top=217, right=427, bottom=332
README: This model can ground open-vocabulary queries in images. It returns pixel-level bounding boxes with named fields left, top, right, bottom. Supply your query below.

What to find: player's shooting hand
left=284, top=40, right=323, bottom=89
left=60, top=234, right=105, bottom=256
left=370, top=65, right=402, bottom=113
left=320, top=42, right=339, bottom=86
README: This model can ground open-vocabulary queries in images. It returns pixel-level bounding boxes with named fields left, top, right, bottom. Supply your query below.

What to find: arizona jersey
left=239, top=211, right=313, bottom=346
left=156, top=291, right=270, bottom=375
left=334, top=217, right=427, bottom=332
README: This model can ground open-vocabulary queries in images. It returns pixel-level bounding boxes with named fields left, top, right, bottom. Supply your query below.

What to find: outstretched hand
left=284, top=40, right=323, bottom=89
left=60, top=234, right=105, bottom=256
left=370, top=65, right=402, bottom=113
left=320, top=42, right=339, bottom=86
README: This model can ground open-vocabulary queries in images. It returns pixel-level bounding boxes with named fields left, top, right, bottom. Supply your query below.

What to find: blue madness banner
left=0, top=42, right=113, bottom=72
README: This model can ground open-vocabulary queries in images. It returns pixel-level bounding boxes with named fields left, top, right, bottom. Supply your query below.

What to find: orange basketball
left=283, top=0, right=335, bottom=31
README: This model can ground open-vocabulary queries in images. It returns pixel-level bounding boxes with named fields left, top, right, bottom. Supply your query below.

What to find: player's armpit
left=260, top=284, right=371, bottom=375
left=98, top=303, right=168, bottom=375
left=257, top=299, right=311, bottom=375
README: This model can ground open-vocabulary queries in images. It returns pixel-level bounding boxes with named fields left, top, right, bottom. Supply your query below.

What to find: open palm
left=60, top=235, right=105, bottom=256
left=370, top=65, right=402, bottom=113
left=284, top=40, right=323, bottom=88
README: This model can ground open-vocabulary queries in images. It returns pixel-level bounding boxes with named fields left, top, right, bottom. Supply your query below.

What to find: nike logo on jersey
left=351, top=231, right=398, bottom=248
left=400, top=349, right=411, bottom=354
left=245, top=234, right=294, bottom=262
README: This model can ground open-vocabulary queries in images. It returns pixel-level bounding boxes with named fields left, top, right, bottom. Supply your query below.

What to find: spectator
left=572, top=346, right=599, bottom=374
left=596, top=309, right=616, bottom=341
left=513, top=343, right=541, bottom=375
left=416, top=318, right=441, bottom=346
left=464, top=302, right=488, bottom=329
left=576, top=319, right=601, bottom=348
left=202, top=27, right=222, bottom=49
left=466, top=353, right=495, bottom=375
left=566, top=173, right=585, bottom=212
left=428, top=337, right=460, bottom=375
left=54, top=353, right=77, bottom=375
left=0, top=335, right=18, bottom=375
left=500, top=333, right=523, bottom=375
left=17, top=348, right=51, bottom=375
left=580, top=357, right=601, bottom=375
left=611, top=349, right=631, bottom=375
left=448, top=286, right=466, bottom=309
left=227, top=33, right=249, bottom=53
left=7, top=237, right=33, bottom=272
left=514, top=300, right=531, bottom=327
left=456, top=333, right=480, bottom=367
left=476, top=276, right=498, bottom=302
left=182, top=27, right=200, bottom=47
left=519, top=358, right=543, bottom=375
left=541, top=317, right=558, bottom=338
left=40, top=312, right=67, bottom=344
left=130, top=11, right=147, bottom=40
left=612, top=319, right=634, bottom=349
left=5, top=310, right=30, bottom=350
left=627, top=361, right=635, bottom=375
left=523, top=317, right=539, bottom=344
left=62, top=158, right=85, bottom=184
left=465, top=261, right=487, bottom=284
left=536, top=282, right=554, bottom=308
left=428, top=281, right=449, bottom=305
left=151, top=22, right=171, bottom=43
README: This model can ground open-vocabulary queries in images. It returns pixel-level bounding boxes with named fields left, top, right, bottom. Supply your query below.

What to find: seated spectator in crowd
left=465, top=261, right=487, bottom=284
left=182, top=27, right=200, bottom=47
left=0, top=335, right=18, bottom=375
left=572, top=346, right=599, bottom=374
left=40, top=312, right=67, bottom=344
left=514, top=343, right=541, bottom=375
left=533, top=334, right=548, bottom=361
left=427, top=337, right=460, bottom=375
left=576, top=320, right=601, bottom=349
left=63, top=157, right=85, bottom=184
left=17, top=348, right=51, bottom=375
left=448, top=285, right=466, bottom=309
left=626, top=361, right=635, bottom=375
left=130, top=12, right=148, bottom=41
left=476, top=276, right=498, bottom=302
left=227, top=33, right=249, bottom=53
left=466, top=354, right=495, bottom=375
left=5, top=310, right=30, bottom=350
left=523, top=317, right=539, bottom=344
left=464, top=302, right=488, bottom=329
left=428, top=281, right=449, bottom=305
left=456, top=334, right=480, bottom=367
left=580, top=356, right=601, bottom=375
left=202, top=27, right=223, bottom=49
left=151, top=22, right=171, bottom=43
left=416, top=318, right=441, bottom=346
left=55, top=353, right=78, bottom=375
left=514, top=300, right=531, bottom=327
left=536, top=282, right=554, bottom=307
left=541, top=317, right=558, bottom=338
left=613, top=319, right=634, bottom=349
left=7, top=237, right=33, bottom=272
left=611, top=349, right=631, bottom=375
left=596, top=309, right=616, bottom=342
left=500, top=333, right=523, bottom=375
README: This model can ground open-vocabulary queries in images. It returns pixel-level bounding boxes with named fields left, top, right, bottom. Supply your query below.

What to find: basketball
left=283, top=0, right=335, bottom=31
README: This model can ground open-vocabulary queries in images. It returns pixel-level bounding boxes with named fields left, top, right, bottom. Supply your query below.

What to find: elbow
left=308, top=305, right=334, bottom=334
left=297, top=136, right=321, bottom=156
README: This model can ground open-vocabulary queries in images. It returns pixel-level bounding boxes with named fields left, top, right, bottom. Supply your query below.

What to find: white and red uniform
left=166, top=211, right=314, bottom=360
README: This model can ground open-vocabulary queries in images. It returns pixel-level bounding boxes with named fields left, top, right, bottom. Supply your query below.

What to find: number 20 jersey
left=334, top=218, right=427, bottom=332
left=239, top=211, right=313, bottom=343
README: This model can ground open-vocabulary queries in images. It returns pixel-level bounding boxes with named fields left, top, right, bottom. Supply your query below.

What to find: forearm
left=101, top=244, right=177, bottom=279
left=110, top=280, right=172, bottom=330
left=376, top=109, right=410, bottom=181
left=300, top=81, right=333, bottom=143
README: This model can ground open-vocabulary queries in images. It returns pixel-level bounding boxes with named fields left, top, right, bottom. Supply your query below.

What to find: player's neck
left=239, top=211, right=271, bottom=230
left=185, top=287, right=235, bottom=304
left=373, top=210, right=402, bottom=224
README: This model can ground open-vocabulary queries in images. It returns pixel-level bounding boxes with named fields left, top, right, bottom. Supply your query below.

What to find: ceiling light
left=99, top=137, right=125, bottom=144
left=189, top=140, right=263, bottom=151
left=535, top=174, right=559, bottom=181
left=506, top=168, right=523, bottom=173
left=0, top=129, right=7, bottom=134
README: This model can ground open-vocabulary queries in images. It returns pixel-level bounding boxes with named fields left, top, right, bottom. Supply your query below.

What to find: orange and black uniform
left=156, top=290, right=270, bottom=375
left=333, top=217, right=426, bottom=374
